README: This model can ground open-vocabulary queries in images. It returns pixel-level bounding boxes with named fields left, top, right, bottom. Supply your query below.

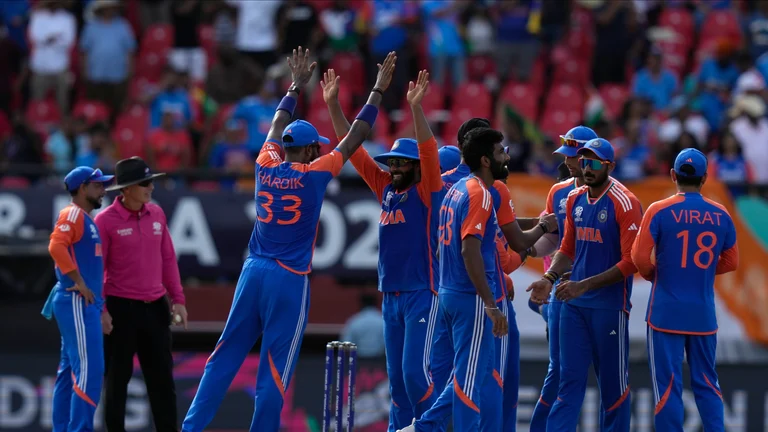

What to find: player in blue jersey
left=182, top=49, right=397, bottom=432
left=44, top=166, right=114, bottom=432
left=631, top=148, right=739, bottom=432
left=439, top=145, right=461, bottom=173
left=322, top=69, right=444, bottom=431
left=528, top=125, right=598, bottom=430
left=527, top=138, right=643, bottom=432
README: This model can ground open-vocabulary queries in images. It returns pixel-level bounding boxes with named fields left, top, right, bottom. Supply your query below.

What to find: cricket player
left=529, top=126, right=598, bottom=430
left=322, top=69, right=443, bottom=431
left=43, top=166, right=114, bottom=432
left=527, top=138, right=643, bottom=432
left=631, top=148, right=739, bottom=431
left=182, top=49, right=397, bottom=432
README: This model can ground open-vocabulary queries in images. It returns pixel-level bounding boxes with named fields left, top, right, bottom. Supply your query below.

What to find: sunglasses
left=580, top=158, right=607, bottom=170
left=137, top=179, right=153, bottom=187
left=388, top=158, right=413, bottom=168
left=561, top=137, right=588, bottom=148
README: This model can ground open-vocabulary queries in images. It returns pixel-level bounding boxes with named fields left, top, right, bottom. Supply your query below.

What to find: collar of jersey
left=586, top=180, right=615, bottom=205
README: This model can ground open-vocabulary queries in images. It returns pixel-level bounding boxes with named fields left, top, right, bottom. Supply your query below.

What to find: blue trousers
left=182, top=257, right=310, bottom=432
left=415, top=291, right=495, bottom=432
left=531, top=301, right=563, bottom=430
left=424, top=298, right=518, bottom=431
left=547, top=304, right=631, bottom=432
left=647, top=326, right=723, bottom=432
left=52, top=289, right=104, bottom=432
left=383, top=290, right=440, bottom=431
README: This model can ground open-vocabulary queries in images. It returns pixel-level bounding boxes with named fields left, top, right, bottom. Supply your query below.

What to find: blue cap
left=64, top=167, right=114, bottom=192
left=577, top=138, right=615, bottom=162
left=373, top=138, right=420, bottom=164
left=674, top=148, right=708, bottom=177
left=282, top=120, right=330, bottom=148
left=438, top=146, right=461, bottom=173
left=555, top=126, right=598, bottom=157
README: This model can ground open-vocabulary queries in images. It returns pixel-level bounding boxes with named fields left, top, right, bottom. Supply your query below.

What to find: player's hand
left=320, top=69, right=341, bottom=104
left=560, top=271, right=571, bottom=281
left=485, top=306, right=508, bottom=337
left=507, top=290, right=514, bottom=301
left=556, top=279, right=588, bottom=302
left=66, top=282, right=95, bottom=305
left=540, top=213, right=557, bottom=233
left=101, top=310, right=113, bottom=335
left=526, top=278, right=552, bottom=305
left=287, top=46, right=317, bottom=89
left=373, top=51, right=397, bottom=92
left=407, top=70, right=429, bottom=106
left=172, top=304, right=188, bottom=330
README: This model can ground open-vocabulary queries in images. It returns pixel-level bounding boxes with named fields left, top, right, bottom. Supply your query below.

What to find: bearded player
left=527, top=138, right=642, bottom=431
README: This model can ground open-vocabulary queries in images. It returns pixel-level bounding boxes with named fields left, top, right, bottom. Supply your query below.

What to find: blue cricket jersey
left=544, top=178, right=579, bottom=303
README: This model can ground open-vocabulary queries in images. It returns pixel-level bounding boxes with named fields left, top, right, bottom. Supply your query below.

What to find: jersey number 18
left=677, top=230, right=717, bottom=269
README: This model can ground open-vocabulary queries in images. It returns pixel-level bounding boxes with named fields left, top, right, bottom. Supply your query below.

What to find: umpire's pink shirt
left=95, top=196, right=185, bottom=305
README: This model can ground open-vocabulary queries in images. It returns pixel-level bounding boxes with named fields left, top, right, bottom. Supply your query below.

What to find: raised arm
left=408, top=70, right=442, bottom=196
left=265, top=47, right=318, bottom=144
left=336, top=52, right=397, bottom=163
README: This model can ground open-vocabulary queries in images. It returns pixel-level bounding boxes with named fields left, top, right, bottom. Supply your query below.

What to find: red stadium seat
left=113, top=105, right=150, bottom=159
left=544, top=83, right=584, bottom=113
left=443, top=107, right=478, bottom=146
left=453, top=83, right=492, bottom=119
left=498, top=81, right=540, bottom=121
left=699, top=10, right=742, bottom=46
left=657, top=39, right=689, bottom=78
left=25, top=99, right=61, bottom=136
left=0, top=176, right=31, bottom=188
left=467, top=55, right=497, bottom=83
left=198, top=25, right=217, bottom=68
left=329, top=53, right=366, bottom=95
left=658, top=8, right=695, bottom=42
left=306, top=107, right=336, bottom=143
left=598, top=84, right=629, bottom=120
left=528, top=55, right=547, bottom=92
left=141, top=24, right=174, bottom=55
left=72, top=100, right=111, bottom=125
left=309, top=85, right=353, bottom=114
left=552, top=55, right=591, bottom=86
left=135, top=51, right=167, bottom=83
left=538, top=108, right=581, bottom=138
left=399, top=84, right=445, bottom=122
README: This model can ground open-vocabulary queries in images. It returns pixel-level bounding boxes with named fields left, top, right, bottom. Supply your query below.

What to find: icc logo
left=559, top=198, right=567, bottom=214
left=574, top=206, right=584, bottom=222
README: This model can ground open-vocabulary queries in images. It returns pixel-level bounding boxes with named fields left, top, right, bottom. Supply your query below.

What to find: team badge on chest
left=598, top=209, right=608, bottom=223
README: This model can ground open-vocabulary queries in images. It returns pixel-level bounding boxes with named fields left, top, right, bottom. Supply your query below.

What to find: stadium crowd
left=1, top=0, right=767, bottom=196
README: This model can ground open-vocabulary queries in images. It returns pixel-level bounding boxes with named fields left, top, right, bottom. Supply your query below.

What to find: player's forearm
left=513, top=225, right=547, bottom=252
left=337, top=90, right=382, bottom=160
left=462, top=240, right=497, bottom=307
left=581, top=266, right=626, bottom=292
left=411, top=104, right=434, bottom=143
left=546, top=252, right=573, bottom=278
left=531, top=233, right=558, bottom=258
left=267, top=88, right=300, bottom=139
left=517, top=217, right=539, bottom=231
left=326, top=99, right=351, bottom=137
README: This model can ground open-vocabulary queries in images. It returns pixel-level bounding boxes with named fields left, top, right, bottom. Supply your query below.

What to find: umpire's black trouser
left=104, top=295, right=178, bottom=432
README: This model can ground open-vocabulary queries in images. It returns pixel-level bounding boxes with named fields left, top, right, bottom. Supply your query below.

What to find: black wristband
left=538, top=221, right=549, bottom=234
left=288, top=85, right=301, bottom=95
left=543, top=271, right=558, bottom=283
left=372, top=87, right=384, bottom=95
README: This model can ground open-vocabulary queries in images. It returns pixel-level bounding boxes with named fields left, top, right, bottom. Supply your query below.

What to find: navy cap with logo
left=282, top=120, right=330, bottom=148
left=674, top=148, right=708, bottom=177
left=64, top=166, right=114, bottom=192
left=577, top=138, right=615, bottom=162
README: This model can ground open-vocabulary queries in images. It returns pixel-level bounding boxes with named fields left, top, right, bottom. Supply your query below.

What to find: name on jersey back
left=671, top=209, right=724, bottom=226
left=259, top=172, right=304, bottom=189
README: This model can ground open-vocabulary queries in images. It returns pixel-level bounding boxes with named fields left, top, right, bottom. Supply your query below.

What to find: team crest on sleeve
left=574, top=206, right=584, bottom=222
left=598, top=209, right=608, bottom=223
left=59, top=224, right=70, bottom=232
left=559, top=198, right=567, bottom=214
left=384, top=191, right=393, bottom=207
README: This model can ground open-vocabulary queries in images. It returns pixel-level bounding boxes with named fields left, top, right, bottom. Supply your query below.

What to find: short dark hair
left=457, top=118, right=491, bottom=149
left=676, top=164, right=704, bottom=187
left=462, top=127, right=504, bottom=172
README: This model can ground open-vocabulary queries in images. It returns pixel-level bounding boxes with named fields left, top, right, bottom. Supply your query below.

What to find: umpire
left=95, top=157, right=188, bottom=432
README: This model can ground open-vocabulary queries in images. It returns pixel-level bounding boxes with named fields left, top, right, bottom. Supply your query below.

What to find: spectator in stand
left=733, top=50, right=767, bottom=99
left=658, top=96, right=710, bottom=148
left=319, top=0, right=362, bottom=54
left=28, top=0, right=76, bottom=115
left=709, top=131, right=753, bottom=197
left=169, top=0, right=206, bottom=82
left=663, top=131, right=700, bottom=173
left=495, top=0, right=539, bottom=82
left=230, top=68, right=277, bottom=155
left=146, top=106, right=193, bottom=172
left=421, top=0, right=466, bottom=88
left=501, top=113, right=532, bottom=173
left=80, top=0, right=136, bottom=117
left=206, top=47, right=249, bottom=106
left=460, top=3, right=494, bottom=56
left=207, top=119, right=250, bottom=189
left=728, top=94, right=768, bottom=185
left=75, top=122, right=117, bottom=170
left=227, top=0, right=282, bottom=70
left=744, top=1, right=768, bottom=60
left=149, top=67, right=193, bottom=129
left=137, top=0, right=170, bottom=32
left=271, top=1, right=321, bottom=90
left=341, top=293, right=385, bottom=359
left=0, top=27, right=26, bottom=116
left=0, top=0, right=31, bottom=52
left=613, top=118, right=651, bottom=182
left=210, top=0, right=236, bottom=47
left=632, top=47, right=679, bottom=110
left=529, top=138, right=561, bottom=178
left=592, top=0, right=637, bottom=86
left=1, top=114, right=44, bottom=176
left=696, top=38, right=739, bottom=131
left=45, top=115, right=88, bottom=174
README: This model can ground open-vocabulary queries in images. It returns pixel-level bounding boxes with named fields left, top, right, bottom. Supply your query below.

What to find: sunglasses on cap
left=388, top=158, right=413, bottom=168
left=561, top=137, right=588, bottom=148
left=580, top=158, right=608, bottom=170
